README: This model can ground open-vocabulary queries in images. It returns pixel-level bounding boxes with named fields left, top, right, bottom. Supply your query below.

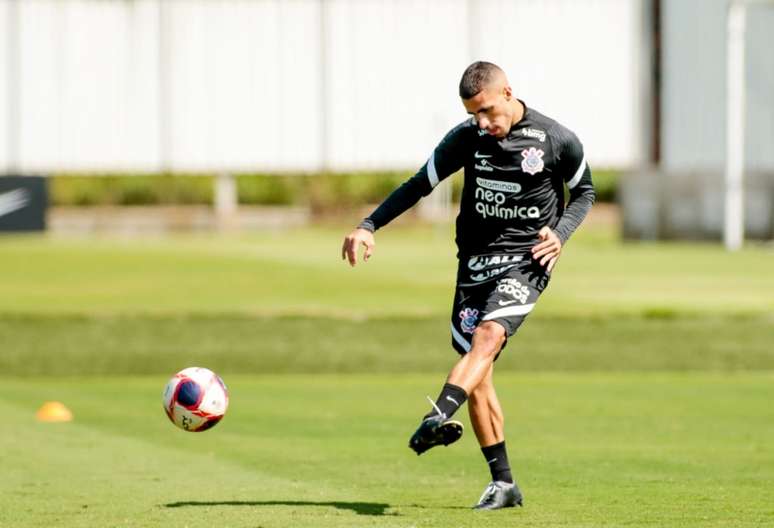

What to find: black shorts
left=450, top=254, right=550, bottom=356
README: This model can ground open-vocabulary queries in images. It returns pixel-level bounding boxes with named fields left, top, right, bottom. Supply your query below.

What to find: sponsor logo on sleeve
left=521, top=128, right=546, bottom=142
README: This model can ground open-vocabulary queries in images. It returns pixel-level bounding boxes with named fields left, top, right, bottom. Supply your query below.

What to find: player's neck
left=509, top=99, right=525, bottom=128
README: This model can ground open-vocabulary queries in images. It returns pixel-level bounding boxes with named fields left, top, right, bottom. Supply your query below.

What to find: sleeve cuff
left=357, top=218, right=376, bottom=232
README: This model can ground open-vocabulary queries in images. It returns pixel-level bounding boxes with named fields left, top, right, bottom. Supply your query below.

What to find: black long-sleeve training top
left=359, top=102, right=596, bottom=257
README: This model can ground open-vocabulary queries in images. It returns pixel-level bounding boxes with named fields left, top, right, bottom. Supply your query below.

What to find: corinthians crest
left=521, top=147, right=545, bottom=175
left=458, top=307, right=479, bottom=334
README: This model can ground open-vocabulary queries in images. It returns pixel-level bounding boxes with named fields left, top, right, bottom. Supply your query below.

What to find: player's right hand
left=341, top=228, right=375, bottom=267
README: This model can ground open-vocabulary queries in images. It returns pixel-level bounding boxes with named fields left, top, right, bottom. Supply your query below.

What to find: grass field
left=1, top=223, right=772, bottom=319
left=1, top=222, right=773, bottom=527
left=2, top=374, right=773, bottom=528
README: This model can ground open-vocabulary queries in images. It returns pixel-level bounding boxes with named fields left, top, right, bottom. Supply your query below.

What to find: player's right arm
left=341, top=121, right=472, bottom=266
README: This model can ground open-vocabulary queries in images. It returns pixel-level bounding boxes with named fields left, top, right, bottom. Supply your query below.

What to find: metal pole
left=724, top=0, right=746, bottom=251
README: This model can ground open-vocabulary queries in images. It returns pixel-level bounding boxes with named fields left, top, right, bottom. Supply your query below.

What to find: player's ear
left=503, top=85, right=513, bottom=100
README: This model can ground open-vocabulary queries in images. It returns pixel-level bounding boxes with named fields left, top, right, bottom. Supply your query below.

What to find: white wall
left=0, top=0, right=13, bottom=170
left=2, top=0, right=647, bottom=173
left=15, top=0, right=161, bottom=171
left=469, top=0, right=647, bottom=169
left=662, top=0, right=774, bottom=172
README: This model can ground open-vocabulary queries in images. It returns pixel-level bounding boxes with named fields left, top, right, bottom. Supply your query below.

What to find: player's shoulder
left=526, top=106, right=580, bottom=148
left=522, top=104, right=584, bottom=166
left=439, top=117, right=481, bottom=146
left=447, top=117, right=480, bottom=137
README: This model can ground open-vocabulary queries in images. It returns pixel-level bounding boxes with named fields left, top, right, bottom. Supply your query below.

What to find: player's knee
left=472, top=321, right=506, bottom=358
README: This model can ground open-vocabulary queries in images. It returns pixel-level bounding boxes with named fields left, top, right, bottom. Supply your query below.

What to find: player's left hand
left=531, top=226, right=562, bottom=272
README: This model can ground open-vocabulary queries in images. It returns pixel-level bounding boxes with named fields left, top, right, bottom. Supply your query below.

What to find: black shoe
left=408, top=413, right=463, bottom=455
left=473, top=480, right=523, bottom=510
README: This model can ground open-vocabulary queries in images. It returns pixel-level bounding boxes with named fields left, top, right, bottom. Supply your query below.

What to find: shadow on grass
left=164, top=500, right=394, bottom=516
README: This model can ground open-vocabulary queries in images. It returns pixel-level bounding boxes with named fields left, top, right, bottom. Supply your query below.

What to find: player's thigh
left=450, top=256, right=550, bottom=356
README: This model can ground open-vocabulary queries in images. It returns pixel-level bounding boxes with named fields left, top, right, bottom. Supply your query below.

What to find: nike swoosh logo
left=486, top=458, right=498, bottom=465
left=446, top=395, right=459, bottom=406
left=0, top=189, right=31, bottom=218
left=498, top=300, right=520, bottom=306
left=474, top=151, right=492, bottom=159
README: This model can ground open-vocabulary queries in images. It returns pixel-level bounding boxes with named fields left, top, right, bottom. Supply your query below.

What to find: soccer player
left=341, top=61, right=595, bottom=510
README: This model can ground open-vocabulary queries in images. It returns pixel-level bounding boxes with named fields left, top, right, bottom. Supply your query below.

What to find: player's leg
left=468, top=364, right=523, bottom=509
left=447, top=320, right=505, bottom=394
left=468, top=363, right=503, bottom=447
left=408, top=321, right=504, bottom=455
left=409, top=258, right=549, bottom=456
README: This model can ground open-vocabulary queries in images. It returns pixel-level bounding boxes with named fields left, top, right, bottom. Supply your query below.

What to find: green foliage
left=49, top=169, right=621, bottom=209
left=235, top=173, right=302, bottom=205
left=50, top=173, right=214, bottom=206
left=305, top=171, right=412, bottom=211
left=592, top=169, right=619, bottom=202
left=50, top=171, right=415, bottom=209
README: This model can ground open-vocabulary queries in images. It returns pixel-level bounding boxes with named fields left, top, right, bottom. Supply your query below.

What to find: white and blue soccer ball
left=163, top=367, right=229, bottom=432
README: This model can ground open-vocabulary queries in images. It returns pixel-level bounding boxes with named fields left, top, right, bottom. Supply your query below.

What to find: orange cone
left=36, top=401, right=73, bottom=422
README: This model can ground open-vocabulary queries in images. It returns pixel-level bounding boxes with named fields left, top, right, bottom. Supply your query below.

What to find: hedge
left=49, top=170, right=619, bottom=209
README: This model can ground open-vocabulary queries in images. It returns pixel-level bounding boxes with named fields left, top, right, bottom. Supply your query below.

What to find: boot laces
left=426, top=395, right=445, bottom=418
left=477, top=481, right=499, bottom=505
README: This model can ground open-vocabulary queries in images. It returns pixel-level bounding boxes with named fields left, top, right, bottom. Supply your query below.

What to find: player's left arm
left=531, top=127, right=596, bottom=271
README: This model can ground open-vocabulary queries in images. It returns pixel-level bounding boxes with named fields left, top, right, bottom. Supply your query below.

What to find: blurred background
left=1, top=0, right=773, bottom=431
left=0, top=0, right=774, bottom=374
left=1, top=0, right=772, bottom=241
left=0, top=2, right=772, bottom=526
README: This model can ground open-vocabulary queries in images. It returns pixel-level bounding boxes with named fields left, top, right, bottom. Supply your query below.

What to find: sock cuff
left=481, top=440, right=506, bottom=455
left=443, top=383, right=468, bottom=400
left=481, top=441, right=513, bottom=484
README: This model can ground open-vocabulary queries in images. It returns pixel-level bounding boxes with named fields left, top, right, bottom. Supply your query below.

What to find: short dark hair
left=459, top=61, right=503, bottom=99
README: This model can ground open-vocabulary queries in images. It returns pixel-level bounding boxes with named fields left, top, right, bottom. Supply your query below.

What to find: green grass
left=1, top=223, right=771, bottom=376
left=1, top=223, right=772, bottom=526
left=0, top=224, right=772, bottom=318
left=1, top=374, right=773, bottom=527
left=2, top=314, right=773, bottom=376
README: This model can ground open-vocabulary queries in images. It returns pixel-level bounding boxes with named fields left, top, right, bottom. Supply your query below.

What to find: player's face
left=462, top=85, right=514, bottom=139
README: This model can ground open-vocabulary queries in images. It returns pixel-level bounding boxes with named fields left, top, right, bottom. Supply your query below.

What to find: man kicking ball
left=342, top=61, right=595, bottom=510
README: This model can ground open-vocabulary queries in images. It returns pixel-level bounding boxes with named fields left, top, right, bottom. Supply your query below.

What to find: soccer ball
left=162, top=367, right=229, bottom=432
